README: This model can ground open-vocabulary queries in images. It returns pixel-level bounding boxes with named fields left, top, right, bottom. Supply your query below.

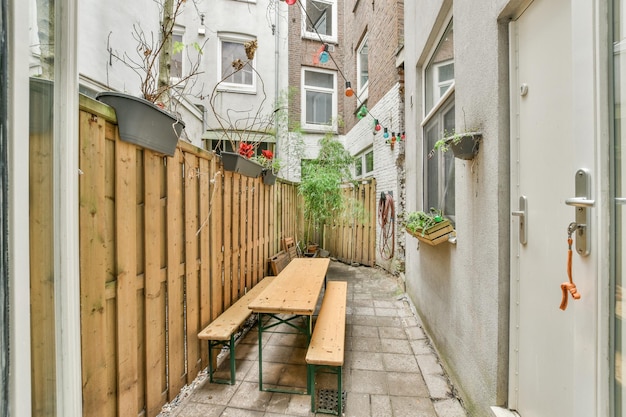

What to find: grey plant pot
left=449, top=133, right=481, bottom=160
left=220, top=152, right=264, bottom=178
left=96, top=92, right=185, bottom=157
left=262, top=170, right=277, bottom=185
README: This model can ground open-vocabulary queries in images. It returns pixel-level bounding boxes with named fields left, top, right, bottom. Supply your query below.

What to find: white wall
left=78, top=0, right=289, bottom=151
left=344, top=84, right=405, bottom=271
left=404, top=1, right=511, bottom=415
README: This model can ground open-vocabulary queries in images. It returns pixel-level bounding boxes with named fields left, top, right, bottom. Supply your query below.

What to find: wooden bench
left=306, top=281, right=348, bottom=415
left=281, top=236, right=299, bottom=260
left=268, top=250, right=291, bottom=275
left=197, top=276, right=275, bottom=384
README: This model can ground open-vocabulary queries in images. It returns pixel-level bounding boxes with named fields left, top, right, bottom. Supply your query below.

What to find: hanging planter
left=220, top=151, right=264, bottom=178
left=96, top=92, right=185, bottom=157
left=262, top=169, right=277, bottom=185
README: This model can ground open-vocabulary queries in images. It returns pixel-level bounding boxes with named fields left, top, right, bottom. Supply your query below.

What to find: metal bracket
left=512, top=195, right=528, bottom=245
left=565, top=169, right=594, bottom=256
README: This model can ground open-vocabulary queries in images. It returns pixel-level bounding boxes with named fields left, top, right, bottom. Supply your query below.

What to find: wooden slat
left=198, top=157, right=211, bottom=368
left=144, top=152, right=166, bottom=416
left=210, top=166, right=223, bottom=321
left=306, top=281, right=347, bottom=366
left=223, top=171, right=233, bottom=308
left=79, top=111, right=109, bottom=417
left=115, top=140, right=139, bottom=416
left=232, top=175, right=241, bottom=298
left=166, top=151, right=185, bottom=398
left=245, top=177, right=254, bottom=289
left=184, top=152, right=201, bottom=380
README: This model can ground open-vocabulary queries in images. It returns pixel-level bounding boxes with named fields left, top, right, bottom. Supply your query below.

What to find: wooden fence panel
left=74, top=97, right=374, bottom=417
left=144, top=153, right=167, bottom=416
left=79, top=112, right=111, bottom=417
left=115, top=140, right=139, bottom=416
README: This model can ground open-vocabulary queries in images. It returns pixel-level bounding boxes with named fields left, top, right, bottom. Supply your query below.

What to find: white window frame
left=301, top=67, right=337, bottom=132
left=354, top=147, right=374, bottom=178
left=217, top=33, right=256, bottom=93
left=301, top=0, right=338, bottom=44
left=356, top=34, right=369, bottom=100
left=422, top=17, right=455, bottom=220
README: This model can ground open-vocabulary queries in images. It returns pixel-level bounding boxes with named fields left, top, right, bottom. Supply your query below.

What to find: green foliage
left=299, top=134, right=354, bottom=233
left=403, top=208, right=445, bottom=236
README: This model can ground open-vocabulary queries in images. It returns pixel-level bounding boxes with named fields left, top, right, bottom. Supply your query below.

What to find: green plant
left=251, top=149, right=282, bottom=173
left=433, top=129, right=481, bottom=153
left=299, top=133, right=354, bottom=243
left=403, top=208, right=445, bottom=236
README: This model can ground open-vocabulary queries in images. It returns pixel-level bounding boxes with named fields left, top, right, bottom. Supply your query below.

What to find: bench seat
left=198, top=276, right=275, bottom=384
left=306, top=281, right=347, bottom=414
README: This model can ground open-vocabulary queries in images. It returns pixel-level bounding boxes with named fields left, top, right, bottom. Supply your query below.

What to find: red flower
left=261, top=149, right=273, bottom=160
left=238, top=142, right=254, bottom=158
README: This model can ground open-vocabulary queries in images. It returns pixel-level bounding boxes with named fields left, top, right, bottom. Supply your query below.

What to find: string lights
left=283, top=0, right=403, bottom=148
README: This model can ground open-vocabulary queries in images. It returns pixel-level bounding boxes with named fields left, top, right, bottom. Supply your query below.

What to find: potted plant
left=251, top=149, right=282, bottom=185
left=220, top=142, right=265, bottom=178
left=404, top=208, right=454, bottom=246
left=434, top=130, right=482, bottom=160
left=97, top=0, right=206, bottom=156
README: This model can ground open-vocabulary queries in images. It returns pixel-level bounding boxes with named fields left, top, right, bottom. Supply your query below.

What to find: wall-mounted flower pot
left=262, top=170, right=277, bottom=185
left=220, top=152, right=264, bottom=178
left=406, top=220, right=454, bottom=246
left=96, top=92, right=185, bottom=157
left=448, top=132, right=481, bottom=160
left=29, top=77, right=54, bottom=134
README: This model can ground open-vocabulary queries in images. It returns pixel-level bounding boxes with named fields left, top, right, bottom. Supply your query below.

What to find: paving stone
left=382, top=352, right=420, bottom=373
left=390, top=396, right=438, bottom=417
left=387, top=372, right=430, bottom=397
left=380, top=337, right=412, bottom=354
left=349, top=351, right=385, bottom=371
left=344, top=393, right=371, bottom=417
left=371, top=394, right=393, bottom=417
left=347, top=369, right=388, bottom=394
left=379, top=325, right=408, bottom=340
left=434, top=398, right=468, bottom=417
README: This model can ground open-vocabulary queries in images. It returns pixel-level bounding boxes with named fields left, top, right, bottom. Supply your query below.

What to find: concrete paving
left=160, top=260, right=468, bottom=417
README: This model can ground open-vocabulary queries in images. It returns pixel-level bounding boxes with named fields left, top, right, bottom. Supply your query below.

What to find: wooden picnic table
left=248, top=257, right=330, bottom=394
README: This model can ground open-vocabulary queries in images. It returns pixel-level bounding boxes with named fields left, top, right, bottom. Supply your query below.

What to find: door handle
left=512, top=195, right=527, bottom=245
left=565, top=169, right=593, bottom=256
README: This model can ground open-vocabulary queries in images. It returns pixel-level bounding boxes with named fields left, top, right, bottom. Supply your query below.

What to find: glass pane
left=425, top=21, right=454, bottom=112
left=442, top=105, right=455, bottom=216
left=355, top=158, right=363, bottom=177
left=438, top=63, right=454, bottom=83
left=29, top=0, right=56, bottom=415
left=222, top=41, right=253, bottom=85
left=365, top=150, right=374, bottom=173
left=614, top=0, right=626, bottom=413
left=359, top=39, right=369, bottom=88
left=306, top=90, right=332, bottom=125
left=305, top=70, right=333, bottom=89
left=306, top=0, right=333, bottom=37
left=425, top=123, right=439, bottom=210
left=171, top=33, right=183, bottom=79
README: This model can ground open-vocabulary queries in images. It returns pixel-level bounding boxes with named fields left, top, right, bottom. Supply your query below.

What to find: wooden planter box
left=406, top=220, right=454, bottom=246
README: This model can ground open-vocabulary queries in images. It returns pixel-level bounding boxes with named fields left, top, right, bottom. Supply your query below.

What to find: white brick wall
left=345, top=84, right=406, bottom=272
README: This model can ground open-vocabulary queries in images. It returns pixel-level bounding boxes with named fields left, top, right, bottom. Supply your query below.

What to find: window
left=357, top=35, right=369, bottom=98
left=303, top=0, right=337, bottom=43
left=425, top=22, right=454, bottom=112
left=170, top=28, right=184, bottom=81
left=218, top=34, right=256, bottom=92
left=302, top=68, right=336, bottom=131
left=355, top=148, right=374, bottom=178
left=423, top=20, right=455, bottom=220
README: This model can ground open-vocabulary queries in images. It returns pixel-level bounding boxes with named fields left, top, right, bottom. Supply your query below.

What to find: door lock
left=564, top=169, right=594, bottom=256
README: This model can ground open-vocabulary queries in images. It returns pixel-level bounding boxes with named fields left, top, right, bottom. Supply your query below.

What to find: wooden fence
left=28, top=95, right=375, bottom=417
left=77, top=97, right=302, bottom=417
left=324, top=181, right=377, bottom=266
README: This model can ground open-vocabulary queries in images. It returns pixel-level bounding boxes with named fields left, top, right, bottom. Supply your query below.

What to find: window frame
left=217, top=33, right=257, bottom=93
left=356, top=34, right=369, bottom=100
left=301, top=67, right=337, bottom=132
left=422, top=17, right=455, bottom=221
left=354, top=147, right=374, bottom=178
left=301, top=0, right=338, bottom=44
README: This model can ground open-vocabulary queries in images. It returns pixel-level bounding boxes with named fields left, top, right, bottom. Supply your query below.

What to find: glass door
left=613, top=0, right=626, bottom=414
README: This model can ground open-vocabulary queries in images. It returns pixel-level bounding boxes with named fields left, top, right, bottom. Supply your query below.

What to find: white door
left=510, top=0, right=600, bottom=416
